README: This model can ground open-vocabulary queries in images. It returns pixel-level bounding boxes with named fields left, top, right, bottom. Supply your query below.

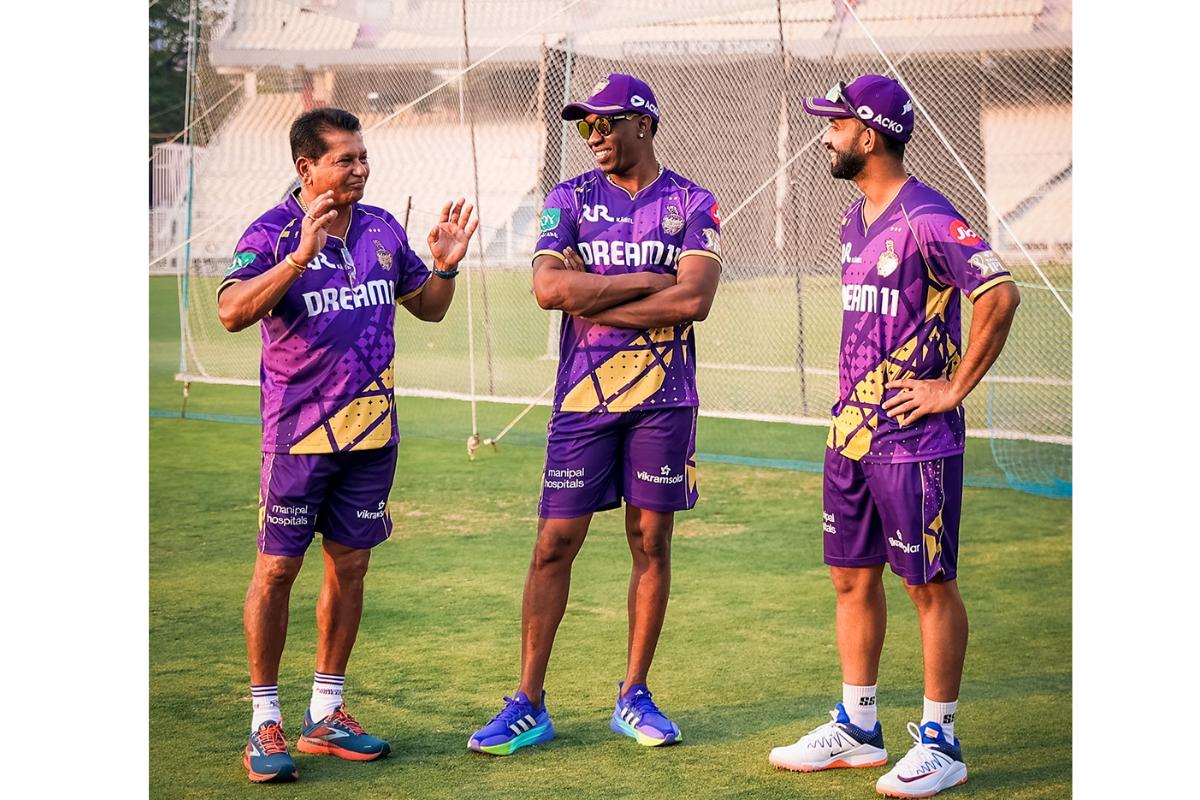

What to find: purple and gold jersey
left=830, top=176, right=1014, bottom=463
left=534, top=167, right=721, bottom=413
left=219, top=190, right=430, bottom=454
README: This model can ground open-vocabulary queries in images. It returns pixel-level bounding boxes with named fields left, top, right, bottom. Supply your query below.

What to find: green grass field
left=150, top=276, right=1070, bottom=798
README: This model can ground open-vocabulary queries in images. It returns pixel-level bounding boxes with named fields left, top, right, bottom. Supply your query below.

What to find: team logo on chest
left=373, top=239, right=392, bottom=270
left=876, top=239, right=900, bottom=277
left=662, top=203, right=685, bottom=236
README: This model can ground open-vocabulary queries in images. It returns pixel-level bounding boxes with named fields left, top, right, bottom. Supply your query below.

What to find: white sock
left=842, top=683, right=878, bottom=729
left=250, top=684, right=281, bottom=730
left=923, top=696, right=958, bottom=740
left=309, top=672, right=345, bottom=722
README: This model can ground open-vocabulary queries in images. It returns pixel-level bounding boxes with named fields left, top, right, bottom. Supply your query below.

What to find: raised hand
left=294, top=190, right=338, bottom=265
left=428, top=198, right=479, bottom=271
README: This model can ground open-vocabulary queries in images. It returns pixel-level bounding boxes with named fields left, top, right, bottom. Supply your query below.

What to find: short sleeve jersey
left=218, top=190, right=430, bottom=454
left=533, top=167, right=722, bottom=413
left=830, top=176, right=1014, bottom=463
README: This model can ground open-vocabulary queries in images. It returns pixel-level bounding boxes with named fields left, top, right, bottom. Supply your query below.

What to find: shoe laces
left=895, top=722, right=952, bottom=776
left=257, top=721, right=289, bottom=755
left=797, top=711, right=848, bottom=748
left=622, top=687, right=662, bottom=719
left=490, top=696, right=534, bottom=725
left=328, top=706, right=366, bottom=735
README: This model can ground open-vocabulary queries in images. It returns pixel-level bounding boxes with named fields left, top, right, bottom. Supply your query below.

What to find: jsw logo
left=581, top=204, right=616, bottom=223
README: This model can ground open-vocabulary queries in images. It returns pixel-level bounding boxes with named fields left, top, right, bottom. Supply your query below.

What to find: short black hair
left=879, top=131, right=906, bottom=161
left=289, top=107, right=361, bottom=163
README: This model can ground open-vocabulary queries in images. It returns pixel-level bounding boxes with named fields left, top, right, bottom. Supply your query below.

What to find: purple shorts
left=538, top=408, right=699, bottom=518
left=822, top=448, right=963, bottom=585
left=257, top=446, right=397, bottom=557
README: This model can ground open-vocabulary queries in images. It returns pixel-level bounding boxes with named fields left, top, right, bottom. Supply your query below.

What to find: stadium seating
left=980, top=104, right=1071, bottom=255
left=187, top=93, right=542, bottom=267
left=219, top=0, right=359, bottom=50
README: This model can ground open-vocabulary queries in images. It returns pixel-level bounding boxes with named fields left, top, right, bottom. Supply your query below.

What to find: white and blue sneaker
left=769, top=702, right=888, bottom=772
left=875, top=721, right=967, bottom=798
left=468, top=690, right=555, bottom=756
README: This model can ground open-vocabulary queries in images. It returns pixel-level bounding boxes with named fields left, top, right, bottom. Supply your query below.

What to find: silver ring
left=304, top=212, right=315, bottom=220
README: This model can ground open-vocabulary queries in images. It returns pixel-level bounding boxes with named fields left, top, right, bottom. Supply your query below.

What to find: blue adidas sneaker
left=468, top=691, right=555, bottom=756
left=610, top=683, right=682, bottom=746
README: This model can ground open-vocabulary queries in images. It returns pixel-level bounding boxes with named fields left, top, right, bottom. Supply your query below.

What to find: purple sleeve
left=679, top=189, right=722, bottom=263
left=217, top=222, right=280, bottom=296
left=377, top=209, right=430, bottom=301
left=396, top=226, right=431, bottom=301
left=910, top=206, right=1013, bottom=302
left=532, top=184, right=578, bottom=263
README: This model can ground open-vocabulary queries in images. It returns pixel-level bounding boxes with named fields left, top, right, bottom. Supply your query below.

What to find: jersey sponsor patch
left=948, top=219, right=981, bottom=246
left=539, top=208, right=561, bottom=233
left=968, top=249, right=1005, bottom=277
left=702, top=227, right=720, bottom=253
left=227, top=251, right=256, bottom=275
left=709, top=202, right=721, bottom=225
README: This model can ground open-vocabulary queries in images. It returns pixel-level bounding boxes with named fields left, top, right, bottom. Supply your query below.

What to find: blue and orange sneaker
left=610, top=682, right=682, bottom=746
left=297, top=705, right=390, bottom=762
left=244, top=719, right=298, bottom=783
left=468, top=690, right=555, bottom=756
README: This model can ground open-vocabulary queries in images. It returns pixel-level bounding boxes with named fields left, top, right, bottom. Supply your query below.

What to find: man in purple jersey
left=468, top=74, right=722, bottom=755
left=767, top=76, right=1020, bottom=799
left=218, top=108, right=477, bottom=783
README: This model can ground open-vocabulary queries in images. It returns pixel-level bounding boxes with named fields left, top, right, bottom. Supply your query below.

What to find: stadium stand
left=219, top=0, right=359, bottom=50
left=185, top=92, right=541, bottom=267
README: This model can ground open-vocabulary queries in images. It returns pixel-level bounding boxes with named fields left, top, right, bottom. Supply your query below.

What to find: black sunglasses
left=575, top=113, right=639, bottom=139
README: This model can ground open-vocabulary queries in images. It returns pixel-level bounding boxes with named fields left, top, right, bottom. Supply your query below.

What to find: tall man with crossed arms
left=468, top=74, right=722, bottom=755
left=767, top=76, right=1020, bottom=799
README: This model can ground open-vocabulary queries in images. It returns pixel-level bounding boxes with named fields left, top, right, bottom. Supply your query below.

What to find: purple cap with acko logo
left=562, top=73, right=661, bottom=122
left=802, top=74, right=914, bottom=143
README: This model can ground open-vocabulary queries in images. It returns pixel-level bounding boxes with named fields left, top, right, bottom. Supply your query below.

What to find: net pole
left=776, top=0, right=808, bottom=415
left=178, top=0, right=198, bottom=383
left=547, top=29, right=575, bottom=359
left=460, top=0, right=496, bottom=398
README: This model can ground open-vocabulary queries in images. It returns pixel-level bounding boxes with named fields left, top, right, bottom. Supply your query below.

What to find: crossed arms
left=532, top=247, right=721, bottom=328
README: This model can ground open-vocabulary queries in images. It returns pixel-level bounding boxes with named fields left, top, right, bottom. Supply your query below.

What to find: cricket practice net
left=151, top=0, right=1072, bottom=496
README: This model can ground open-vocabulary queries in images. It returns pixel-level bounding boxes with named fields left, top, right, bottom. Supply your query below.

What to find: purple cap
left=562, top=73, right=661, bottom=122
left=802, top=74, right=914, bottom=143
